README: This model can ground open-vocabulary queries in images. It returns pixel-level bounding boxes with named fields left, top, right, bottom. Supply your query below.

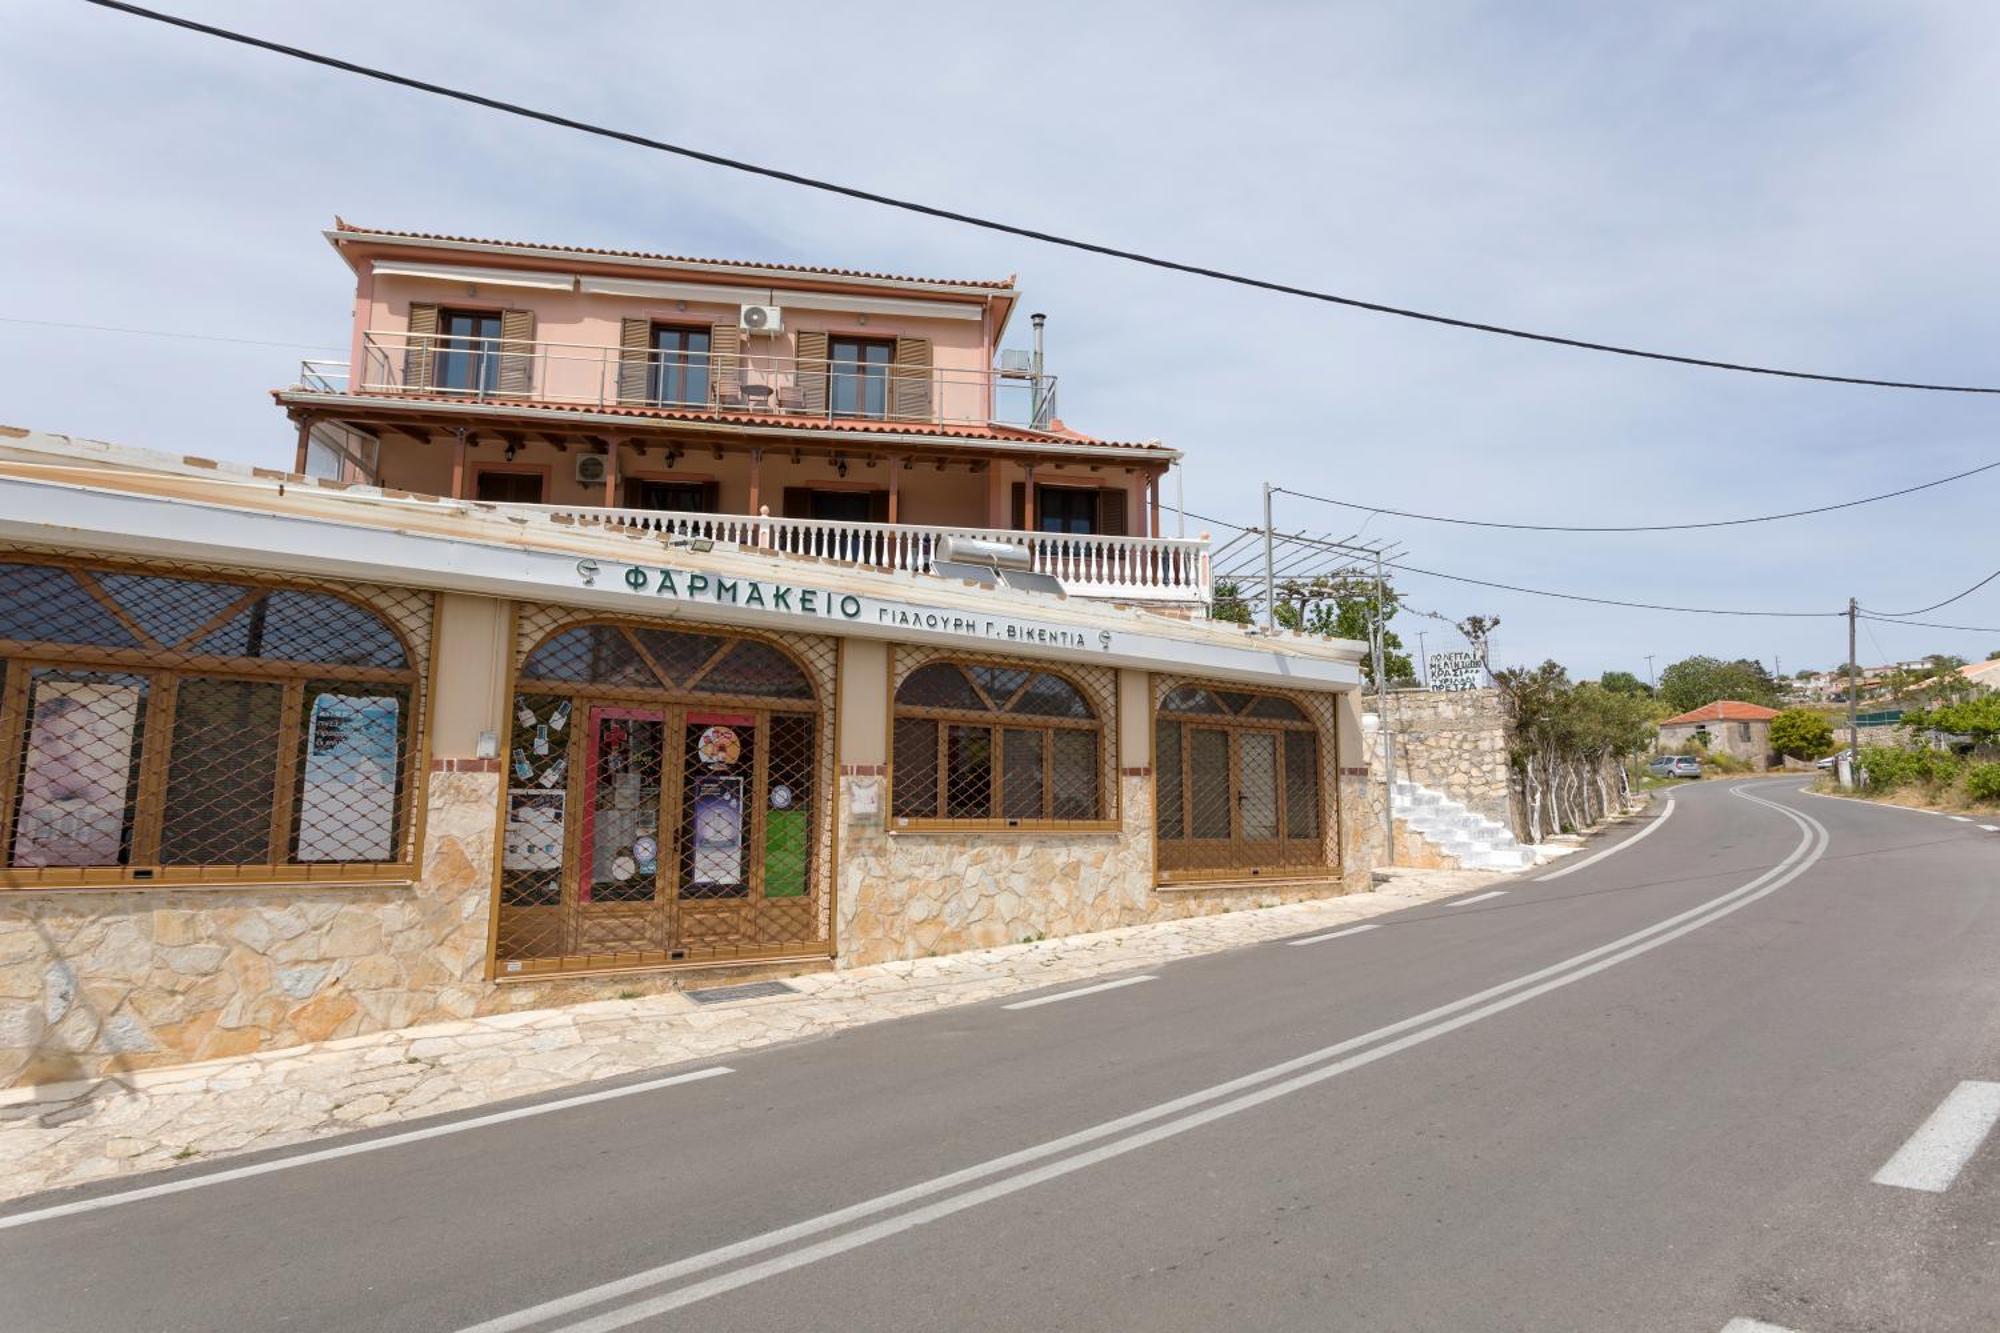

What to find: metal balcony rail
left=544, top=506, right=1211, bottom=605
left=299, top=332, right=1062, bottom=430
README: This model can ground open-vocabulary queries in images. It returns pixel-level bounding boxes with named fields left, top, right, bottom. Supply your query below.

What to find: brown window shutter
left=890, top=336, right=932, bottom=421
left=617, top=318, right=651, bottom=403
left=794, top=330, right=828, bottom=414
left=869, top=490, right=891, bottom=523
left=1097, top=488, right=1129, bottom=536
left=781, top=487, right=813, bottom=520
left=497, top=309, right=536, bottom=397
left=1011, top=482, right=1026, bottom=530
left=699, top=481, right=721, bottom=514
left=403, top=303, right=438, bottom=390
left=711, top=323, right=741, bottom=408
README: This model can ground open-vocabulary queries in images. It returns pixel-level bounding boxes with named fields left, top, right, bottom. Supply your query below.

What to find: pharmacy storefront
left=0, top=443, right=1370, bottom=1085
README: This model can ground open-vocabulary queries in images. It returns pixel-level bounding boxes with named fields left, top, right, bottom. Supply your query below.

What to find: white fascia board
left=577, top=275, right=982, bottom=321
left=328, top=230, right=1012, bottom=299
left=0, top=475, right=1355, bottom=690
left=371, top=261, right=576, bottom=292
left=274, top=392, right=1183, bottom=465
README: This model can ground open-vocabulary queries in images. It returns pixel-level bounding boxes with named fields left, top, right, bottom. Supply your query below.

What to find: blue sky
left=4, top=1, right=1998, bottom=678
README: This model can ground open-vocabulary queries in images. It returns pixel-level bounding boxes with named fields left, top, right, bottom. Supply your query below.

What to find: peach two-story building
left=280, top=221, right=1201, bottom=604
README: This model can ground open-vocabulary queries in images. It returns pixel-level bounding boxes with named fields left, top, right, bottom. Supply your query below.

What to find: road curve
left=3, top=778, right=1996, bottom=1332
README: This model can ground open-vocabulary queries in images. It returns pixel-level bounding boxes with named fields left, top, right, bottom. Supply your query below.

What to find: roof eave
left=326, top=227, right=1016, bottom=301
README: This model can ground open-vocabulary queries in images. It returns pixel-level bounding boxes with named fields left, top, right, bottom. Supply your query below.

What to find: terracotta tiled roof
left=1659, top=700, right=1782, bottom=726
left=276, top=388, right=1171, bottom=453
left=330, top=219, right=1016, bottom=292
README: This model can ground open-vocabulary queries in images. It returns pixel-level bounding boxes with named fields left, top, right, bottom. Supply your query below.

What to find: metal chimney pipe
left=1030, top=312, right=1047, bottom=425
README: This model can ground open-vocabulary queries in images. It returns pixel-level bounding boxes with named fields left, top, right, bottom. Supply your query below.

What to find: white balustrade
left=543, top=506, right=1211, bottom=605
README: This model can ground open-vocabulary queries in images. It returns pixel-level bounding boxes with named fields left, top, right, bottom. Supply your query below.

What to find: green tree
left=1272, top=575, right=1415, bottom=685
left=1656, top=655, right=1781, bottom=714
left=1598, top=670, right=1652, bottom=698
left=1769, top=708, right=1835, bottom=760
left=1209, top=579, right=1253, bottom=626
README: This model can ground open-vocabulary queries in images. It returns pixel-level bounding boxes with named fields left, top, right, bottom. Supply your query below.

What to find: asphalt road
left=4, top=778, right=1997, bottom=1332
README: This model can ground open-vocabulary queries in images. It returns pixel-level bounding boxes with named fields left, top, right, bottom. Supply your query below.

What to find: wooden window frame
left=888, top=657, right=1115, bottom=832
left=827, top=336, right=897, bottom=420
left=0, top=559, right=426, bottom=893
left=472, top=464, right=552, bottom=505
left=1153, top=682, right=1331, bottom=884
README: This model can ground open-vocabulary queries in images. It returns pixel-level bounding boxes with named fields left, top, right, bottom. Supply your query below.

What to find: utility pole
left=1417, top=631, right=1430, bottom=689
left=1846, top=597, right=1860, bottom=788
left=1644, top=655, right=1656, bottom=690
left=1261, top=483, right=1277, bottom=631
left=1375, top=548, right=1396, bottom=862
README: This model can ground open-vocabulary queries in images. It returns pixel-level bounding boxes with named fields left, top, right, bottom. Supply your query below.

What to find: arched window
left=1154, top=681, right=1325, bottom=881
left=892, top=661, right=1104, bottom=824
left=0, top=559, right=421, bottom=886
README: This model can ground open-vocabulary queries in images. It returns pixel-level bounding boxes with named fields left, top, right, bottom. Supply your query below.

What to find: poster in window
left=503, top=791, right=566, bottom=871
left=11, top=679, right=141, bottom=867
left=295, top=693, right=400, bottom=862
left=689, top=776, right=744, bottom=887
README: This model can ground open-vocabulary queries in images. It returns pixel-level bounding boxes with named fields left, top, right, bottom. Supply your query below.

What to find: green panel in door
left=763, top=807, right=809, bottom=897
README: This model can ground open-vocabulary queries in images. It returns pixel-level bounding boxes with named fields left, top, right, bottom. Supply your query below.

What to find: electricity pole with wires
left=1375, top=547, right=1396, bottom=861
left=1846, top=597, right=1860, bottom=789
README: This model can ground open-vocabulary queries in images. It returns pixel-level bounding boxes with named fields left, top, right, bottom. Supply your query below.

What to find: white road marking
left=0, top=1065, right=733, bottom=1232
left=1720, top=1319, right=1801, bottom=1333
left=1001, top=975, right=1156, bottom=1010
left=1948, top=815, right=1973, bottom=823
left=1286, top=924, right=1380, bottom=946
left=1536, top=798, right=1676, bottom=881
left=1449, top=890, right=1508, bottom=906
left=1871, top=1080, right=2000, bottom=1193
left=457, top=786, right=1828, bottom=1333
left=1980, top=825, right=1999, bottom=833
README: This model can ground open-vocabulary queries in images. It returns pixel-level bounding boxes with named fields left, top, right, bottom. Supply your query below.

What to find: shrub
left=1858, top=746, right=1962, bottom=790
left=1966, top=763, right=2000, bottom=803
left=1706, top=751, right=1749, bottom=775
left=1769, top=708, right=1834, bottom=760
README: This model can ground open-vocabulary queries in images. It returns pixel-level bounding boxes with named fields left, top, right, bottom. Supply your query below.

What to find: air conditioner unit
left=575, top=453, right=609, bottom=486
left=739, top=304, right=783, bottom=335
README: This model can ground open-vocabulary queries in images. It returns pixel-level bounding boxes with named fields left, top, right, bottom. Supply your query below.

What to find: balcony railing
left=539, top=506, right=1210, bottom=605
left=297, top=331, right=1061, bottom=430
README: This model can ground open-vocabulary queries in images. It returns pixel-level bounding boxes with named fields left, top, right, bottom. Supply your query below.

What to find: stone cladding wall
left=836, top=774, right=1361, bottom=966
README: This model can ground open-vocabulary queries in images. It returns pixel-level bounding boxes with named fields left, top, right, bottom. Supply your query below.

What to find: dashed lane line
left=1001, top=976, right=1156, bottom=1011
left=1872, top=1081, right=2000, bottom=1193
left=0, top=1065, right=734, bottom=1232
left=1286, top=924, right=1380, bottom=946
left=1448, top=890, right=1508, bottom=907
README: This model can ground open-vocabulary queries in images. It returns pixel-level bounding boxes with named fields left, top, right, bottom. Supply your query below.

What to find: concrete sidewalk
left=0, top=868, right=1503, bottom=1202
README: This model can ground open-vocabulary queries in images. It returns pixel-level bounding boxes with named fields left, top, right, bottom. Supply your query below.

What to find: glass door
left=576, top=706, right=666, bottom=951
left=675, top=711, right=758, bottom=953
left=1236, top=729, right=1283, bottom=865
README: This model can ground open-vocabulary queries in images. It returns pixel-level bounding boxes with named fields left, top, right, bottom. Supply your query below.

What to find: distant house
left=1957, top=659, right=2000, bottom=693
left=1657, top=700, right=1782, bottom=770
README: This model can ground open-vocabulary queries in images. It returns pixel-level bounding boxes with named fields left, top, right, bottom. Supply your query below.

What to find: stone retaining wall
left=1365, top=688, right=1517, bottom=833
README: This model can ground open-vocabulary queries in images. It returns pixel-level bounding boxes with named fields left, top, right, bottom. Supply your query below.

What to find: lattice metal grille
left=0, top=549, right=432, bottom=888
left=495, top=607, right=836, bottom=978
left=1153, top=677, right=1340, bottom=882
left=889, top=649, right=1116, bottom=827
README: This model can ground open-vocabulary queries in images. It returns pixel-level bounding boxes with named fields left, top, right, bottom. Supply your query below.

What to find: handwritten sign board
left=1428, top=650, right=1483, bottom=692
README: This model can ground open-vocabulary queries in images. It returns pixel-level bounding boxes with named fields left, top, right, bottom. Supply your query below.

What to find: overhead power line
left=1859, top=614, right=2000, bottom=635
left=1176, top=507, right=1843, bottom=619
left=1275, top=460, right=2000, bottom=533
left=80, top=0, right=2000, bottom=397
left=1860, top=567, right=2000, bottom=618
left=0, top=315, right=342, bottom=351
